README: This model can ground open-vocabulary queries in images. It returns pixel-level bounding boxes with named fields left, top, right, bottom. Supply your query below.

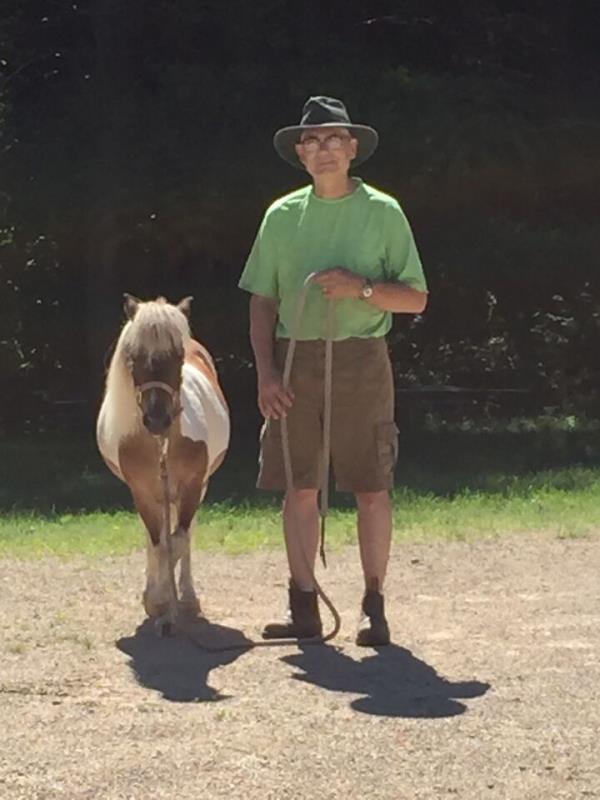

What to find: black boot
left=262, top=579, right=323, bottom=640
left=356, top=589, right=390, bottom=647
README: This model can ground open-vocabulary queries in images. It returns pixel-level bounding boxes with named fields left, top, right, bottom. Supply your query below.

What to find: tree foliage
left=1, top=1, right=599, bottom=432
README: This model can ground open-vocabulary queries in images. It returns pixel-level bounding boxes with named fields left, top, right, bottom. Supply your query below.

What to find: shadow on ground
left=282, top=643, right=490, bottom=718
left=116, top=617, right=252, bottom=702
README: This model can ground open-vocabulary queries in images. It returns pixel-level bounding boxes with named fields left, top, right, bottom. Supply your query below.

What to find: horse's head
left=122, top=294, right=193, bottom=437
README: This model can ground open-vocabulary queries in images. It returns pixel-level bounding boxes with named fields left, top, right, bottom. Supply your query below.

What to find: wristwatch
left=360, top=278, right=374, bottom=299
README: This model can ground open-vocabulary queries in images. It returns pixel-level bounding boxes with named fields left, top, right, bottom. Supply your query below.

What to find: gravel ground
left=1, top=532, right=599, bottom=799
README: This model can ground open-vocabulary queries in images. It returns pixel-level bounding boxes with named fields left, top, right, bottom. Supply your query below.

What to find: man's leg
left=356, top=489, right=392, bottom=590
left=283, top=488, right=320, bottom=590
left=261, top=487, right=323, bottom=639
left=260, top=342, right=324, bottom=639
left=355, top=489, right=392, bottom=646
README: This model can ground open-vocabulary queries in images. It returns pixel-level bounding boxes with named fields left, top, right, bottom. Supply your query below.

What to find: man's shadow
left=116, top=616, right=252, bottom=703
left=282, top=643, right=490, bottom=718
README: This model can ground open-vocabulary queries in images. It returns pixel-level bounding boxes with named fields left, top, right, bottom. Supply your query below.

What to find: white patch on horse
left=180, top=362, right=230, bottom=474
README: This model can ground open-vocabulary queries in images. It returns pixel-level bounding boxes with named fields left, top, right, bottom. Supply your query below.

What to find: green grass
left=1, top=421, right=599, bottom=558
left=0, top=466, right=598, bottom=559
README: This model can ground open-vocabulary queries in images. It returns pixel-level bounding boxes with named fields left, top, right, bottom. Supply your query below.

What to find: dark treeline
left=1, top=1, right=600, bottom=436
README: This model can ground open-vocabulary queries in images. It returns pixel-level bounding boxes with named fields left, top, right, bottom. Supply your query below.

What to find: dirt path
left=1, top=533, right=599, bottom=799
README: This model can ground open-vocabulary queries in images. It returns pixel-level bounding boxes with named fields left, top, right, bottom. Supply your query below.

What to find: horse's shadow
left=116, top=616, right=252, bottom=703
left=282, top=643, right=490, bottom=718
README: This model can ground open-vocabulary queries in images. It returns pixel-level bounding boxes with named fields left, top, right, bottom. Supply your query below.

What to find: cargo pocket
left=375, top=421, right=399, bottom=473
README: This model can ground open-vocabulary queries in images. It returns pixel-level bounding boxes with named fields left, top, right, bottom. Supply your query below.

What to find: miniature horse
left=96, top=294, right=229, bottom=624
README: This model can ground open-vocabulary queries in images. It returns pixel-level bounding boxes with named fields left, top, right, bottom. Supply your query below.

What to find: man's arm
left=363, top=280, right=427, bottom=313
left=249, top=294, right=294, bottom=419
left=313, top=268, right=428, bottom=313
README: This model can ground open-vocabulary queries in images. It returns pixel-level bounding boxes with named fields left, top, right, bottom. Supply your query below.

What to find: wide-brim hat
left=273, top=95, right=379, bottom=170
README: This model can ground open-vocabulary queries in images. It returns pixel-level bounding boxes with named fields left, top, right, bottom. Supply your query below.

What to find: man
left=239, top=96, right=428, bottom=646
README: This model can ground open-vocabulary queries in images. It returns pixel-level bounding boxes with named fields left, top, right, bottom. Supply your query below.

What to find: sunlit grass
left=390, top=468, right=600, bottom=540
left=2, top=421, right=599, bottom=558
left=1, top=466, right=598, bottom=559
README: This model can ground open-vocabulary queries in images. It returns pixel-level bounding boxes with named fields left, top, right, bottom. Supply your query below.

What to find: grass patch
left=1, top=423, right=598, bottom=558
left=391, top=468, right=600, bottom=540
left=0, top=465, right=598, bottom=559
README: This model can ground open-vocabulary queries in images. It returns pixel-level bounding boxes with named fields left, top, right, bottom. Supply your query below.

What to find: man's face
left=294, top=126, right=358, bottom=177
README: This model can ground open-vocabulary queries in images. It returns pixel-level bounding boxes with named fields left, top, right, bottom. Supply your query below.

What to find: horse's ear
left=123, top=293, right=141, bottom=320
left=177, top=296, right=193, bottom=318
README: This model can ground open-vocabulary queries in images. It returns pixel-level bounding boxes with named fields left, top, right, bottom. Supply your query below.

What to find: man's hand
left=313, top=267, right=363, bottom=300
left=258, top=371, right=294, bottom=420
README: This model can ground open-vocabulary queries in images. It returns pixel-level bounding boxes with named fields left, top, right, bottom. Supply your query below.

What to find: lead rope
left=280, top=272, right=340, bottom=639
left=320, top=283, right=334, bottom=567
left=158, top=436, right=178, bottom=634
left=156, top=273, right=341, bottom=649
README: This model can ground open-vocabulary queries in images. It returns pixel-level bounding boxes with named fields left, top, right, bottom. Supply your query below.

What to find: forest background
left=1, top=1, right=599, bottom=447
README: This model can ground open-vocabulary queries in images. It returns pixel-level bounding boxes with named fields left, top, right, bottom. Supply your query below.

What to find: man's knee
left=355, top=490, right=390, bottom=513
left=286, top=488, right=319, bottom=506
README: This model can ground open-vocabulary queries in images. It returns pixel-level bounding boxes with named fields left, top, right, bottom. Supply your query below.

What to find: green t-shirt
left=238, top=179, right=427, bottom=340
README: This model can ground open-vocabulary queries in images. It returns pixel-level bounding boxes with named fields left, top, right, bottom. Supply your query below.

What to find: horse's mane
left=102, top=298, right=191, bottom=435
left=120, top=297, right=191, bottom=362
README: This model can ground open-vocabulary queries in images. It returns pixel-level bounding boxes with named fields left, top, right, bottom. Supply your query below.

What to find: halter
left=135, top=380, right=182, bottom=420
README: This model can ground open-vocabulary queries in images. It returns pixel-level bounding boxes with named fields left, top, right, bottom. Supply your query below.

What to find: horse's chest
left=117, top=434, right=208, bottom=497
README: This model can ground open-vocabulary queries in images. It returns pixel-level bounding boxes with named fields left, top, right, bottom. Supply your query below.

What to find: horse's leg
left=173, top=479, right=207, bottom=617
left=120, top=432, right=180, bottom=626
left=129, top=488, right=174, bottom=619
left=144, top=530, right=162, bottom=617
left=175, top=522, right=199, bottom=617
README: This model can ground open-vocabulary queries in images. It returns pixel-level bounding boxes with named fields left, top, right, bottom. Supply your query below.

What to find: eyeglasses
left=299, top=133, right=352, bottom=154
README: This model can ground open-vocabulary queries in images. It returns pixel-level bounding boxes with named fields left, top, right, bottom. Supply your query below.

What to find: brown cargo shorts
left=257, top=337, right=399, bottom=493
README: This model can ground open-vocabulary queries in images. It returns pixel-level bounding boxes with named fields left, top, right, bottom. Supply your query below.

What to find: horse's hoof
left=143, top=590, right=174, bottom=620
left=155, top=616, right=175, bottom=637
left=178, top=597, right=202, bottom=619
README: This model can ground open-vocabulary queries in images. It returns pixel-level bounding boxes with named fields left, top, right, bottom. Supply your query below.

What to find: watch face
left=362, top=283, right=374, bottom=298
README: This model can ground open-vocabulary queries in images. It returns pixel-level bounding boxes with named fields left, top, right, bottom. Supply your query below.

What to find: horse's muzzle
left=143, top=411, right=172, bottom=436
